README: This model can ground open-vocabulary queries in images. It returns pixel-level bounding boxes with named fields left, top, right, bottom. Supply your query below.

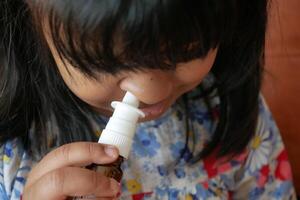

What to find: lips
left=139, top=100, right=167, bottom=118
left=96, top=98, right=171, bottom=121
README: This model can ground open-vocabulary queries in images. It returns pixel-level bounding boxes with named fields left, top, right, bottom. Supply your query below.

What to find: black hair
left=0, top=0, right=268, bottom=161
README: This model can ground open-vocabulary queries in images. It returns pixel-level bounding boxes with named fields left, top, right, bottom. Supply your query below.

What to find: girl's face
left=47, top=36, right=217, bottom=121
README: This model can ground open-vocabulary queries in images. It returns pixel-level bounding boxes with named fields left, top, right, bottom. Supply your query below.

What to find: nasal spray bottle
left=88, top=91, right=145, bottom=182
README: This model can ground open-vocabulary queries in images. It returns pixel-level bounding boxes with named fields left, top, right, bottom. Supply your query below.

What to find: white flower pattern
left=0, top=77, right=296, bottom=200
left=246, top=117, right=272, bottom=173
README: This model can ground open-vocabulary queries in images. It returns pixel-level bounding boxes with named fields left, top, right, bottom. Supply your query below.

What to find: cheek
left=69, top=81, right=112, bottom=106
left=48, top=37, right=122, bottom=108
left=59, top=66, right=120, bottom=107
left=177, top=61, right=211, bottom=83
left=176, top=48, right=217, bottom=84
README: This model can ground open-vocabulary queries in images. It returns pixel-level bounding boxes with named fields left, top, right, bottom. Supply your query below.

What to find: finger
left=24, top=167, right=120, bottom=200
left=71, top=196, right=118, bottom=200
left=27, top=142, right=119, bottom=188
left=66, top=196, right=118, bottom=200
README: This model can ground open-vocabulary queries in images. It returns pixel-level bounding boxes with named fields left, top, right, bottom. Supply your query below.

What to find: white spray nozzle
left=98, top=91, right=145, bottom=159
left=122, top=92, right=140, bottom=107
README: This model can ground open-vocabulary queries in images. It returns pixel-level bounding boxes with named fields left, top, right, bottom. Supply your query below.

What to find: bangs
left=30, top=0, right=230, bottom=77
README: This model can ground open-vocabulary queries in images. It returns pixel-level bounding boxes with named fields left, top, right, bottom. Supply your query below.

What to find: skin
left=23, top=142, right=121, bottom=200
left=23, top=24, right=218, bottom=199
left=50, top=44, right=218, bottom=122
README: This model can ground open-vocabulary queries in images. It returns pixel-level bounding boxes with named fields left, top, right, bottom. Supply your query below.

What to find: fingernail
left=116, top=183, right=122, bottom=198
left=110, top=179, right=121, bottom=196
left=104, top=145, right=118, bottom=158
left=116, top=191, right=122, bottom=198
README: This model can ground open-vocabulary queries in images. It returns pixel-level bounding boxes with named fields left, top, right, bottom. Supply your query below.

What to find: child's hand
left=22, top=142, right=121, bottom=200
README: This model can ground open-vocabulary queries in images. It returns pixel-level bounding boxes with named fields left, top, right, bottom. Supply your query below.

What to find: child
left=0, top=0, right=296, bottom=199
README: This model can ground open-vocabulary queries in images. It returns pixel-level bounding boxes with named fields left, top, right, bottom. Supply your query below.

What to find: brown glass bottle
left=68, top=156, right=124, bottom=200
left=86, top=156, right=124, bottom=182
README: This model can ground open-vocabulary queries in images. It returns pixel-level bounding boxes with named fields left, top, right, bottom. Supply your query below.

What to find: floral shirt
left=0, top=81, right=297, bottom=200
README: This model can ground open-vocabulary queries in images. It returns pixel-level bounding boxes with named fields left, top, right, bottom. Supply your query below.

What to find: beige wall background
left=263, top=0, right=300, bottom=194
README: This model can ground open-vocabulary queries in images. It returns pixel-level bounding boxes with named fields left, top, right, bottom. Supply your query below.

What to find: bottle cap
left=98, top=92, right=145, bottom=159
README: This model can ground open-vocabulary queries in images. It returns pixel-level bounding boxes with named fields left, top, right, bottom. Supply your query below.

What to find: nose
left=119, top=70, right=174, bottom=105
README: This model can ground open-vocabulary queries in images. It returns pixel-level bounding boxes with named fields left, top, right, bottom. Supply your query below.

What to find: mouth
left=139, top=99, right=169, bottom=120
left=96, top=98, right=171, bottom=121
